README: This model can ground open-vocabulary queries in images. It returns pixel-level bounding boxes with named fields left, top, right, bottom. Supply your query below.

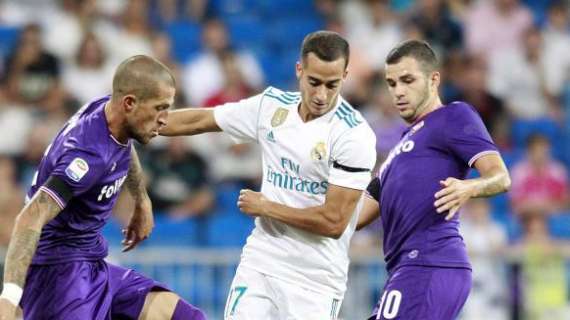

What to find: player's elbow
left=501, top=173, right=512, bottom=193
left=323, top=213, right=349, bottom=239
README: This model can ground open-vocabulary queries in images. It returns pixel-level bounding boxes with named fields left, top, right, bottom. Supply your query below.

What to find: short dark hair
left=526, top=132, right=550, bottom=148
left=112, top=55, right=175, bottom=102
left=300, top=31, right=350, bottom=68
left=386, top=40, right=439, bottom=73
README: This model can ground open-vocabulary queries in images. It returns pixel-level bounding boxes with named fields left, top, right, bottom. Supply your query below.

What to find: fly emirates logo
left=266, top=157, right=328, bottom=195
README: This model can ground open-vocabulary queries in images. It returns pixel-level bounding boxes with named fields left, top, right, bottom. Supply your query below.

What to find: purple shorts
left=368, top=265, right=472, bottom=320
left=20, top=260, right=169, bottom=320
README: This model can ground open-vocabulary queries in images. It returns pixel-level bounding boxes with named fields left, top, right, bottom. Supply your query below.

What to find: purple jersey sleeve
left=445, top=102, right=498, bottom=167
left=41, top=148, right=106, bottom=208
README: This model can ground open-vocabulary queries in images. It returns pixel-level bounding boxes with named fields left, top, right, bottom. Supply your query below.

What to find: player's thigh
left=138, top=291, right=178, bottom=320
left=107, top=262, right=171, bottom=319
left=370, top=266, right=471, bottom=320
left=273, top=277, right=343, bottom=320
left=21, top=261, right=110, bottom=320
left=224, top=266, right=278, bottom=320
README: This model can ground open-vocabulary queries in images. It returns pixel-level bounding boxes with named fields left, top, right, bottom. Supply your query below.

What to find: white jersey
left=214, top=86, right=376, bottom=296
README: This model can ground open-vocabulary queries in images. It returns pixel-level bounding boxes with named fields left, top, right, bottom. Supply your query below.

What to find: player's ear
left=430, top=71, right=441, bottom=88
left=295, top=61, right=302, bottom=79
left=123, top=94, right=137, bottom=112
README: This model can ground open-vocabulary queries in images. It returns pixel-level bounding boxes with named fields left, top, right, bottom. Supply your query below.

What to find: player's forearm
left=469, top=168, right=511, bottom=198
left=3, top=204, right=49, bottom=286
left=3, top=191, right=61, bottom=287
left=126, top=147, right=149, bottom=205
left=356, top=196, right=380, bottom=231
left=161, top=108, right=220, bottom=136
left=3, top=225, right=41, bottom=287
left=263, top=201, right=347, bottom=239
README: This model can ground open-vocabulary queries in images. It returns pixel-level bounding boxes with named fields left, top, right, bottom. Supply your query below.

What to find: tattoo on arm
left=473, top=171, right=510, bottom=198
left=3, top=191, right=61, bottom=287
left=125, top=146, right=147, bottom=203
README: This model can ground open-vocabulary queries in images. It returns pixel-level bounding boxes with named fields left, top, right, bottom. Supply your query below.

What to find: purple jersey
left=28, top=96, right=132, bottom=265
left=369, top=102, right=498, bottom=273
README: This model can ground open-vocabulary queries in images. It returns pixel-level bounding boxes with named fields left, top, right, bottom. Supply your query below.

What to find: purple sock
left=171, top=299, right=207, bottom=320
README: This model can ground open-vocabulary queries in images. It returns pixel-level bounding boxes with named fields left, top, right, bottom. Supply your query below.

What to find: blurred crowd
left=0, top=0, right=570, bottom=318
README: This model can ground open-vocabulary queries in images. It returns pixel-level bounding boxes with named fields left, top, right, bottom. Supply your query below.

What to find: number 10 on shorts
left=376, top=290, right=402, bottom=319
left=225, top=286, right=247, bottom=317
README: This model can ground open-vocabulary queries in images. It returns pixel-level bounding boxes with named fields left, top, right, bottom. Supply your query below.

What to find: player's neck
left=104, top=101, right=129, bottom=144
left=411, top=95, right=443, bottom=124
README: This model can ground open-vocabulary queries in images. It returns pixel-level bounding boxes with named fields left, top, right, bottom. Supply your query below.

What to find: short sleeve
left=213, top=93, right=264, bottom=143
left=42, top=148, right=106, bottom=208
left=328, top=126, right=377, bottom=190
left=445, top=102, right=499, bottom=167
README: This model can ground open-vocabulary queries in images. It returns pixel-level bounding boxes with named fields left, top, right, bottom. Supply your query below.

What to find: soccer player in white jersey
left=160, top=31, right=376, bottom=319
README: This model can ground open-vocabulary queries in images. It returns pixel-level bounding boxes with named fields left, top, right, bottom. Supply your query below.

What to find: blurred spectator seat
left=165, top=21, right=201, bottom=63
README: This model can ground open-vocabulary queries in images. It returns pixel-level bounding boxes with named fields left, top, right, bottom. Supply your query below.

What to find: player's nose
left=157, top=111, right=168, bottom=126
left=315, top=86, right=327, bottom=101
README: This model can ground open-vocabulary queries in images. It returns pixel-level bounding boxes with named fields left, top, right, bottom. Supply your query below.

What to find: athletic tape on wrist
left=0, top=283, right=23, bottom=306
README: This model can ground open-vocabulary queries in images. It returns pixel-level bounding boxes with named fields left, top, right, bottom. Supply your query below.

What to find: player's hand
left=0, top=298, right=17, bottom=320
left=122, top=197, right=154, bottom=252
left=237, top=189, right=268, bottom=217
left=434, top=177, right=475, bottom=220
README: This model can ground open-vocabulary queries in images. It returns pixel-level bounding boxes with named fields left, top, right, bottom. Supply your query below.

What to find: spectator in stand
left=181, top=19, right=264, bottom=106
left=464, top=0, right=533, bottom=60
left=63, top=32, right=113, bottom=105
left=143, top=136, right=214, bottom=218
left=41, top=0, right=98, bottom=62
left=488, top=26, right=561, bottom=120
left=343, top=0, right=402, bottom=73
left=150, top=32, right=187, bottom=106
left=456, top=54, right=510, bottom=149
left=541, top=1, right=570, bottom=102
left=0, top=156, right=24, bottom=248
left=95, top=0, right=153, bottom=64
left=460, top=199, right=509, bottom=320
left=407, top=0, right=464, bottom=55
left=510, top=134, right=569, bottom=217
left=511, top=214, right=570, bottom=319
left=203, top=51, right=253, bottom=107
left=3, top=23, right=60, bottom=105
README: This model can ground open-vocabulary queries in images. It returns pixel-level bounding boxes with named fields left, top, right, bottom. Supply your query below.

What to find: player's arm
left=0, top=188, right=62, bottom=311
left=356, top=177, right=381, bottom=231
left=238, top=184, right=362, bottom=239
left=162, top=93, right=263, bottom=142
left=435, top=153, right=511, bottom=220
left=121, top=146, right=154, bottom=252
left=160, top=108, right=222, bottom=136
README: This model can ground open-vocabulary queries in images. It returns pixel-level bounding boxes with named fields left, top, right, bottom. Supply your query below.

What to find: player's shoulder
left=332, top=98, right=374, bottom=135
left=260, top=86, right=301, bottom=108
left=60, top=96, right=114, bottom=158
left=446, top=101, right=479, bottom=115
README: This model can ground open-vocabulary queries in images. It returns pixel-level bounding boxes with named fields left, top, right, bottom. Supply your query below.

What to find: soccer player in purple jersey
left=0, top=56, right=205, bottom=320
left=356, top=40, right=511, bottom=319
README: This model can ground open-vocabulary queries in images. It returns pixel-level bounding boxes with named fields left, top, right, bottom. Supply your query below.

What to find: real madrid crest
left=311, top=142, right=327, bottom=161
left=271, top=108, right=289, bottom=127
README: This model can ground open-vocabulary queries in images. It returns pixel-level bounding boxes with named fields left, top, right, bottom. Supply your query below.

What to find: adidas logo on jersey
left=266, top=131, right=276, bottom=143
